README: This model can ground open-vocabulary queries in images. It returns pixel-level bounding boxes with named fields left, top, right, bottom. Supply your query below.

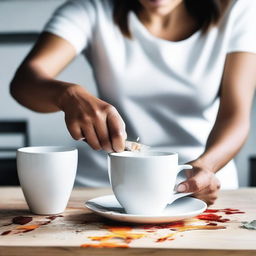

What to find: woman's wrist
left=188, top=156, right=215, bottom=174
left=57, top=83, right=84, bottom=111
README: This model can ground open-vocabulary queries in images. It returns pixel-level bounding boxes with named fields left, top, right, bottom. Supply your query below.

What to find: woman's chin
left=141, top=0, right=170, bottom=8
left=148, top=0, right=168, bottom=7
left=140, top=0, right=180, bottom=14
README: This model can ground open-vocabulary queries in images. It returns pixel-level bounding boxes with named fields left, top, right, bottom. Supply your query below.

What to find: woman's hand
left=177, top=160, right=221, bottom=205
left=58, top=84, right=127, bottom=152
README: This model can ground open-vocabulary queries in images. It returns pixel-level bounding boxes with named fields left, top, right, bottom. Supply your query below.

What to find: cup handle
left=170, top=164, right=193, bottom=204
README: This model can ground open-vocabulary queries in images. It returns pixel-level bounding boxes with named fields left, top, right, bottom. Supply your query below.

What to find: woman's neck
left=138, top=0, right=199, bottom=42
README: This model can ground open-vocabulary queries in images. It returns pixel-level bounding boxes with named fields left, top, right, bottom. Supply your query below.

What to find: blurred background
left=0, top=0, right=255, bottom=187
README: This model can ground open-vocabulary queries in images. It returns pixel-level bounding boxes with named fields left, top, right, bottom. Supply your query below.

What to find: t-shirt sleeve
left=43, top=0, right=96, bottom=54
left=227, top=0, right=256, bottom=54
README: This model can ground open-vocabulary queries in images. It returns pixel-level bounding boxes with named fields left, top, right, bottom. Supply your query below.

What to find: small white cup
left=108, top=151, right=192, bottom=215
left=17, top=146, right=78, bottom=215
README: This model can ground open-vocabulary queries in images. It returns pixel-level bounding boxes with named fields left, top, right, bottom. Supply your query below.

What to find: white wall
left=1, top=0, right=255, bottom=187
left=0, top=0, right=98, bottom=181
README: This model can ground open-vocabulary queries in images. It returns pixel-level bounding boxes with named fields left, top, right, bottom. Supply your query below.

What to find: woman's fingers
left=66, top=116, right=112, bottom=152
left=93, top=115, right=113, bottom=153
left=192, top=176, right=221, bottom=205
left=176, top=160, right=221, bottom=206
left=107, top=110, right=127, bottom=152
left=177, top=169, right=213, bottom=193
left=63, top=87, right=126, bottom=153
left=81, top=124, right=102, bottom=151
left=65, top=118, right=84, bottom=141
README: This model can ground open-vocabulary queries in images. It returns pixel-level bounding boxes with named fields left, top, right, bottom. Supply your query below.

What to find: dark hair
left=113, top=0, right=231, bottom=38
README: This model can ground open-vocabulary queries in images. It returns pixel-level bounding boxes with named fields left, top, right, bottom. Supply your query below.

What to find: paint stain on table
left=81, top=242, right=129, bottom=248
left=0, top=208, right=246, bottom=248
left=196, top=213, right=230, bottom=223
left=204, top=208, right=245, bottom=215
left=12, top=216, right=33, bottom=225
left=80, top=208, right=245, bottom=248
left=0, top=215, right=63, bottom=236
left=0, top=230, right=11, bottom=236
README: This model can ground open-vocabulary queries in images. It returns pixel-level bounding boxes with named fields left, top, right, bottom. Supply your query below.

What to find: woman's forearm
left=10, top=63, right=127, bottom=152
left=196, top=115, right=250, bottom=173
left=10, top=64, right=74, bottom=113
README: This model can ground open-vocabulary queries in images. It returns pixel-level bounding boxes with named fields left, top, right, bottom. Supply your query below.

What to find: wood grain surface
left=0, top=187, right=256, bottom=256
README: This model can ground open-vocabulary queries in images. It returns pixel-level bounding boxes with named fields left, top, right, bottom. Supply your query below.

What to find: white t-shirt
left=44, top=0, right=256, bottom=188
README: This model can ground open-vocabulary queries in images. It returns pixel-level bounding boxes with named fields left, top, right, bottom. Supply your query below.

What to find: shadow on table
left=0, top=209, right=31, bottom=218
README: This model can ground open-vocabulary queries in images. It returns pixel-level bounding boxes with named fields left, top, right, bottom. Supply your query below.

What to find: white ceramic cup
left=17, top=146, right=78, bottom=215
left=108, top=151, right=192, bottom=215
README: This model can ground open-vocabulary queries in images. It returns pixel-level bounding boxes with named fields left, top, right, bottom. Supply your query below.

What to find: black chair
left=249, top=156, right=256, bottom=187
left=0, top=120, right=29, bottom=186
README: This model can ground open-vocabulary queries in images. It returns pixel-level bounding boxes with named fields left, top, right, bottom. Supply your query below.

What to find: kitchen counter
left=0, top=187, right=256, bottom=256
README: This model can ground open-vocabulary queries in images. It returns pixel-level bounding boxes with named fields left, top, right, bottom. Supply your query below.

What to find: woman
left=10, top=0, right=256, bottom=205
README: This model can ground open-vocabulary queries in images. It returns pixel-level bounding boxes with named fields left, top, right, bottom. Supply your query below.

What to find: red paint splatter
left=225, top=211, right=245, bottom=215
left=41, top=221, right=51, bottom=225
left=197, top=214, right=230, bottom=223
left=22, top=229, right=35, bottom=233
left=204, top=209, right=219, bottom=213
left=204, top=208, right=245, bottom=215
left=1, top=215, right=64, bottom=236
left=1, top=230, right=11, bottom=236
left=223, top=208, right=239, bottom=211
left=2, top=223, right=12, bottom=227
left=46, top=215, right=63, bottom=220
left=142, top=221, right=185, bottom=230
left=12, top=216, right=33, bottom=225
left=207, top=223, right=218, bottom=226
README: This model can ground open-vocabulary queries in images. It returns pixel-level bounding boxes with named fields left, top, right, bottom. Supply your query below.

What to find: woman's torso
left=44, top=0, right=256, bottom=188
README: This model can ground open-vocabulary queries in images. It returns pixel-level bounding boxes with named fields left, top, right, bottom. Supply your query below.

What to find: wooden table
left=0, top=187, right=256, bottom=256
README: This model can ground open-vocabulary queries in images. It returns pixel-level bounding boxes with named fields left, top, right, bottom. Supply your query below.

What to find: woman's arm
left=10, top=32, right=126, bottom=152
left=197, top=52, right=256, bottom=172
left=10, top=32, right=77, bottom=112
left=177, top=52, right=256, bottom=204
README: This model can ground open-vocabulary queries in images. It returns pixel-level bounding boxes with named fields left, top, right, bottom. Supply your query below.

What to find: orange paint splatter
left=81, top=242, right=129, bottom=248
left=83, top=224, right=145, bottom=247
left=156, top=233, right=175, bottom=243
left=106, top=226, right=132, bottom=232
left=16, top=224, right=40, bottom=231
left=155, top=224, right=225, bottom=243
left=80, top=206, right=244, bottom=247
left=173, top=225, right=226, bottom=232
left=89, top=232, right=145, bottom=244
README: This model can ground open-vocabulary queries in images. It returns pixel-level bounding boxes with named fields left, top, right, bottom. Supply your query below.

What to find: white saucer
left=85, top=195, right=207, bottom=224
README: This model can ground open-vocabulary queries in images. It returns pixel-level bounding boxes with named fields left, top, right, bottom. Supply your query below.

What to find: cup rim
left=108, top=151, right=178, bottom=158
left=17, top=146, right=77, bottom=154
